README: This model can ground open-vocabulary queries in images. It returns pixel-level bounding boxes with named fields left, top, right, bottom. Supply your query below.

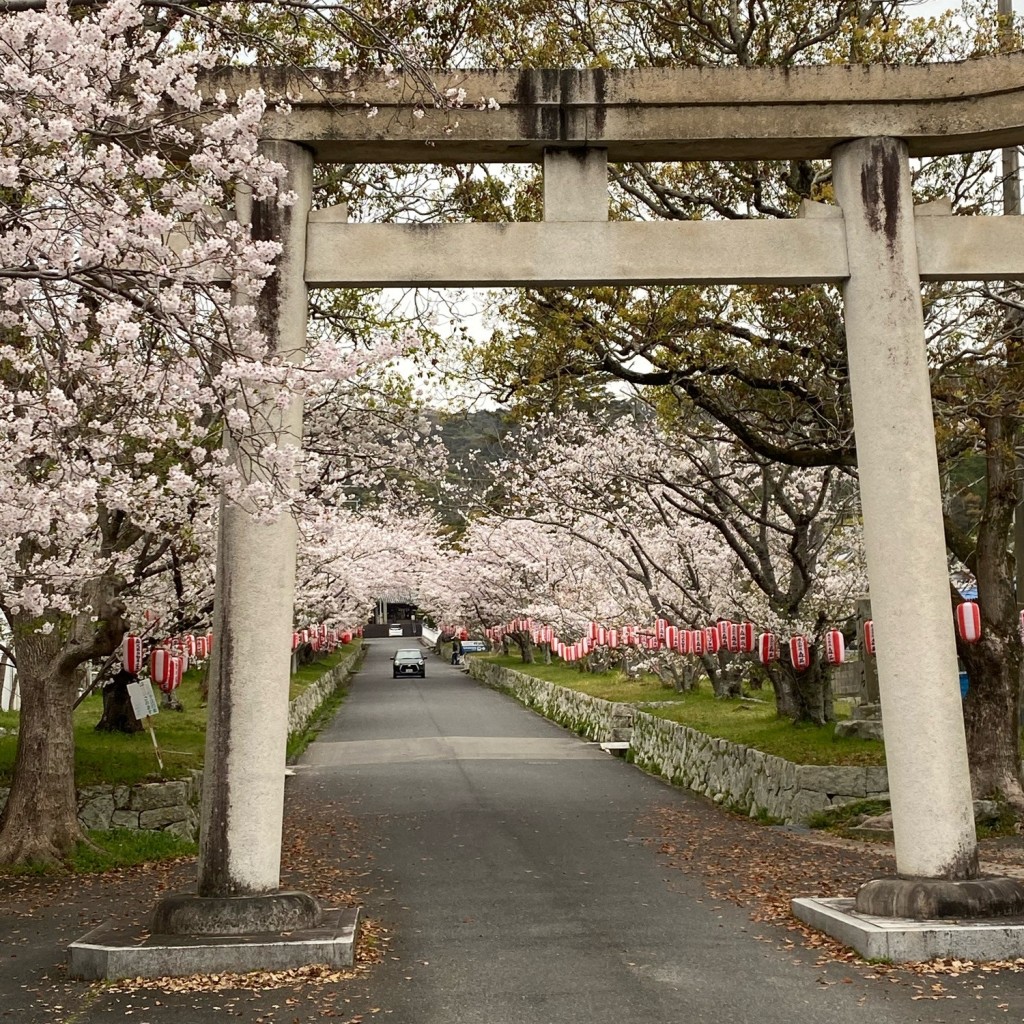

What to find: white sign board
left=126, top=679, right=160, bottom=720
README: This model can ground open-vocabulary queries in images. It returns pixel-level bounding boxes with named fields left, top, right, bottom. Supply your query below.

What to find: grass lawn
left=479, top=652, right=886, bottom=767
left=0, top=642, right=359, bottom=789
left=3, top=828, right=198, bottom=876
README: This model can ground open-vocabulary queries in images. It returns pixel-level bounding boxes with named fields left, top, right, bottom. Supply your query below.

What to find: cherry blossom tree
left=0, top=0, right=308, bottom=865
left=457, top=405, right=866, bottom=721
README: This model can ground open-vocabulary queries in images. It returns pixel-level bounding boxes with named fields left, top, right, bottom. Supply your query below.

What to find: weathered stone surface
left=112, top=785, right=131, bottom=810
left=152, top=890, right=322, bottom=936
left=797, top=765, right=867, bottom=797
left=835, top=719, right=885, bottom=741
left=131, top=781, right=189, bottom=811
left=110, top=810, right=141, bottom=829
left=163, top=816, right=199, bottom=840
left=974, top=799, right=1001, bottom=825
left=79, top=795, right=115, bottom=830
left=140, top=806, right=189, bottom=829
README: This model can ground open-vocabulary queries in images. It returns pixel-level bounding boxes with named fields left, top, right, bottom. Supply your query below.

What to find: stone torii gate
left=84, top=55, right=1024, bottom=973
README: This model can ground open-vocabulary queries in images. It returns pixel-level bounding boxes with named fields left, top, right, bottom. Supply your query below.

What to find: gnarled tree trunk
left=0, top=576, right=126, bottom=866
left=0, top=623, right=82, bottom=864
left=958, top=411, right=1024, bottom=808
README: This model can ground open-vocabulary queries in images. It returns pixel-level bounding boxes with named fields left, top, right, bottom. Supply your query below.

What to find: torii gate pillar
left=832, top=137, right=1018, bottom=916
left=151, top=141, right=327, bottom=938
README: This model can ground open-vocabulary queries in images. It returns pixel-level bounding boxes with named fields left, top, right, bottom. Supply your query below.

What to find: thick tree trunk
left=959, top=413, right=1024, bottom=807
left=0, top=624, right=83, bottom=865
left=95, top=670, right=142, bottom=734
left=962, top=635, right=1023, bottom=805
left=710, top=652, right=743, bottom=698
left=0, top=574, right=125, bottom=867
left=765, top=660, right=831, bottom=724
left=515, top=632, right=534, bottom=663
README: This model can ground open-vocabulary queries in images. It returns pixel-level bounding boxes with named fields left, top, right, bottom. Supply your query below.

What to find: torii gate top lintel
left=209, top=52, right=1024, bottom=163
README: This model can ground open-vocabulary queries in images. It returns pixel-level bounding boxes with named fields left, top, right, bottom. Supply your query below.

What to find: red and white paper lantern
left=704, top=625, right=721, bottom=655
left=692, top=630, right=705, bottom=656
left=121, top=634, right=143, bottom=675
left=956, top=601, right=982, bottom=644
left=725, top=623, right=740, bottom=654
left=823, top=629, right=845, bottom=666
left=863, top=620, right=876, bottom=656
left=607, top=629, right=620, bottom=649
left=665, top=625, right=679, bottom=651
left=789, top=635, right=811, bottom=672
left=757, top=632, right=779, bottom=665
left=149, top=648, right=171, bottom=688
left=163, top=654, right=183, bottom=693
left=737, top=622, right=755, bottom=654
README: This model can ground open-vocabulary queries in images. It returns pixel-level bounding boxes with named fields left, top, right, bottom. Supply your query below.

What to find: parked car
left=392, top=649, right=426, bottom=678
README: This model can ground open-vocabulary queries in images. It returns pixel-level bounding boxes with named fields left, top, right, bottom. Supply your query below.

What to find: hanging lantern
left=608, top=629, right=620, bottom=649
left=341, top=630, right=353, bottom=644
left=757, top=632, right=779, bottom=664
left=717, top=620, right=733, bottom=645
left=596, top=627, right=607, bottom=647
left=149, top=648, right=170, bottom=687
left=195, top=636, right=208, bottom=660
left=623, top=626, right=636, bottom=646
left=655, top=618, right=668, bottom=644
left=300, top=628, right=309, bottom=644
left=824, top=629, right=846, bottom=666
left=674, top=629, right=688, bottom=654
left=121, top=634, right=143, bottom=675
left=725, top=623, right=741, bottom=654
left=665, top=625, right=679, bottom=651
left=789, top=635, right=811, bottom=672
left=144, top=609, right=159, bottom=625
left=292, top=632, right=300, bottom=652
left=737, top=622, right=755, bottom=654
left=704, top=626, right=721, bottom=655
left=863, top=620, right=876, bottom=656
left=161, top=654, right=183, bottom=694
left=182, top=634, right=196, bottom=657
left=692, top=630, right=706, bottom=656
left=956, top=601, right=982, bottom=644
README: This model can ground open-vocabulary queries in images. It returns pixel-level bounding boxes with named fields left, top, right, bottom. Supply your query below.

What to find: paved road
left=8, top=640, right=1024, bottom=1022
left=295, top=641, right=1000, bottom=1024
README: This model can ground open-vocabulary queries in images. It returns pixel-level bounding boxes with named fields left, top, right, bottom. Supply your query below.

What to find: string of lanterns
left=119, top=621, right=363, bottom=693
left=482, top=600, right=992, bottom=673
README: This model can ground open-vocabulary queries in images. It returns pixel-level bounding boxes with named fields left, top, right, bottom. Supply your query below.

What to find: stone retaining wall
left=0, top=646, right=362, bottom=842
left=468, top=659, right=889, bottom=824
